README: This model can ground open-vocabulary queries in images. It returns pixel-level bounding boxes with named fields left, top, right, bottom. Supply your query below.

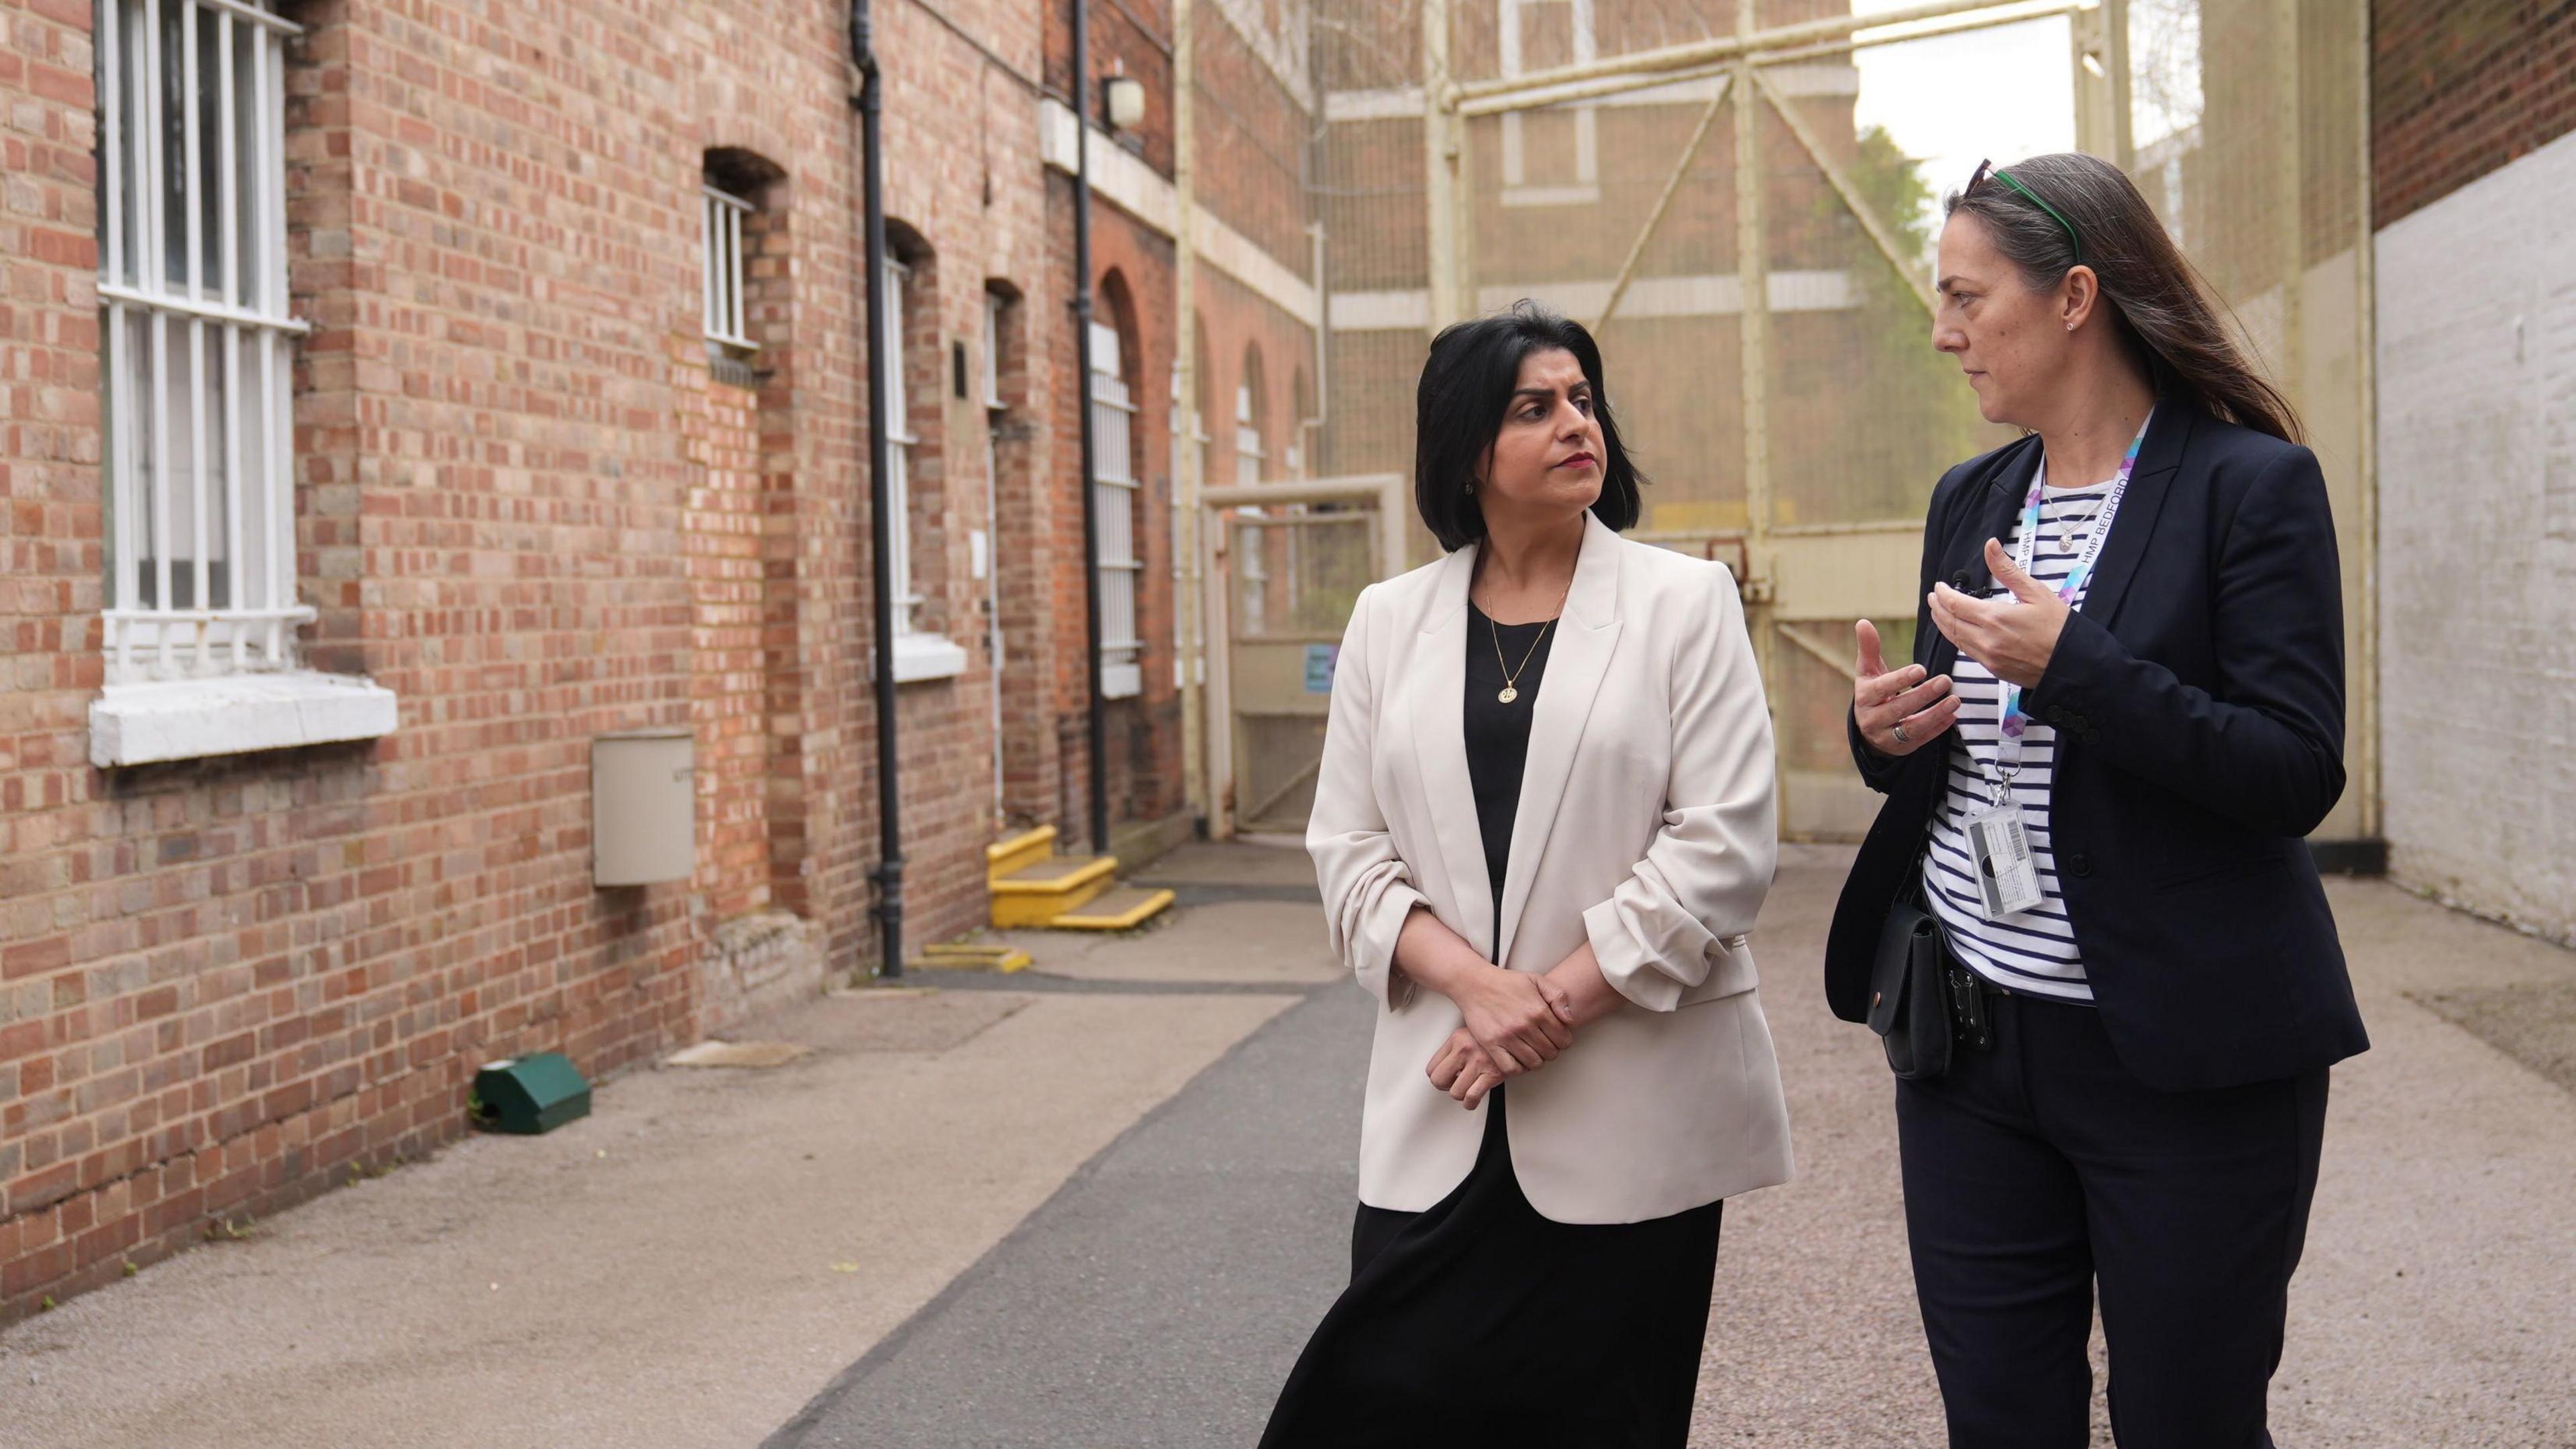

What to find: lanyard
left=1990, top=413, right=2152, bottom=793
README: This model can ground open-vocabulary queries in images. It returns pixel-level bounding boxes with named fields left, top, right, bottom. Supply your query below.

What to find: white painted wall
left=2376, top=126, right=2576, bottom=944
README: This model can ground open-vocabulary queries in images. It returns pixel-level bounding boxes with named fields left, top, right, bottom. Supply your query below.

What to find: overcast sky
left=1848, top=2, right=2079, bottom=262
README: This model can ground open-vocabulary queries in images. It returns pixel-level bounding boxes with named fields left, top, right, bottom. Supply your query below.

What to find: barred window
left=702, top=185, right=755, bottom=352
left=882, top=256, right=920, bottom=635
left=1234, top=381, right=1269, bottom=635
left=981, top=292, right=1005, bottom=410
left=1089, top=321, right=1142, bottom=700
left=97, top=0, right=311, bottom=682
left=1497, top=0, right=1600, bottom=208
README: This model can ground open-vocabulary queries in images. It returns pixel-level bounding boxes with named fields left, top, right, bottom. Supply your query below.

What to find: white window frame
left=1234, top=383, right=1265, bottom=487
left=1498, top=0, right=1601, bottom=208
left=89, top=0, right=395, bottom=765
left=981, top=292, right=1006, bottom=409
left=702, top=184, right=757, bottom=352
left=1233, top=384, right=1271, bottom=635
left=1170, top=366, right=1207, bottom=689
left=1090, top=321, right=1143, bottom=700
left=880, top=256, right=966, bottom=682
left=882, top=256, right=918, bottom=634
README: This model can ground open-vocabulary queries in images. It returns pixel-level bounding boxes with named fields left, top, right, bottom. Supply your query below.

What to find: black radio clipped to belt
left=1944, top=955, right=1996, bottom=1053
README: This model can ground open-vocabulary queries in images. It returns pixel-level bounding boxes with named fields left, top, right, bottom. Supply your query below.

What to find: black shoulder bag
left=1866, top=860, right=1951, bottom=1081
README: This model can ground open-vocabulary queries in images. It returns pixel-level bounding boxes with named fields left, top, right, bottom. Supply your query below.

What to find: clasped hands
left=1855, top=539, right=2068, bottom=757
left=1414, top=940, right=1630, bottom=1111
left=1424, top=964, right=1578, bottom=1112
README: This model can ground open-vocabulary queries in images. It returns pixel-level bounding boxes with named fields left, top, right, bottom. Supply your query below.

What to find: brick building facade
left=0, top=0, right=1324, bottom=1321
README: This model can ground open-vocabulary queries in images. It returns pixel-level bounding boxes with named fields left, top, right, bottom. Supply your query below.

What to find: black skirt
left=1259, top=1087, right=1724, bottom=1448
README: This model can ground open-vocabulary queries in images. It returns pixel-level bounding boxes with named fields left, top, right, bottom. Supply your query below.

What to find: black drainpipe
left=1071, top=0, right=1110, bottom=857
left=853, top=0, right=903, bottom=978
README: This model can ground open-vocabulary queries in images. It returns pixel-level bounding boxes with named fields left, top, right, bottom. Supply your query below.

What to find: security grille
left=1089, top=322, right=1142, bottom=698
left=97, top=0, right=311, bottom=683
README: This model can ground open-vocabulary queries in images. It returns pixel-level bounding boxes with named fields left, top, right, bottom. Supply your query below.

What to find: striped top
left=1923, top=472, right=2115, bottom=1004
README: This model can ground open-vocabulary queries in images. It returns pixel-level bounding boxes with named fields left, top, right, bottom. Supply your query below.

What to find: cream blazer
left=1307, top=512, right=1794, bottom=1224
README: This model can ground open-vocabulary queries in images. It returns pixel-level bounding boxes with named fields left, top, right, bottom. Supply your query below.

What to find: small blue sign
left=1304, top=643, right=1340, bottom=694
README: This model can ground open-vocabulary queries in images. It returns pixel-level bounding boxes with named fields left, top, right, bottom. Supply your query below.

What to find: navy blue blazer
left=1824, top=402, right=2369, bottom=1092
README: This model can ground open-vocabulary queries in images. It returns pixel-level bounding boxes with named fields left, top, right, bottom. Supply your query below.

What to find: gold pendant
left=1497, top=686, right=1519, bottom=704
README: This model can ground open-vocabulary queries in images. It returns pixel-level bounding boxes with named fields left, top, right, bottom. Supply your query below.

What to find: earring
left=1464, top=480, right=1475, bottom=494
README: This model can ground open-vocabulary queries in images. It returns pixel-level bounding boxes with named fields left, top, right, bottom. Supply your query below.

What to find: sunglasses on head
left=1965, top=158, right=2083, bottom=265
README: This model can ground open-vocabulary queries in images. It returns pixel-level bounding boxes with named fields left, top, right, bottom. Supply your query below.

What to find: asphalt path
left=767, top=849, right=2576, bottom=1448
left=765, top=980, right=1373, bottom=1448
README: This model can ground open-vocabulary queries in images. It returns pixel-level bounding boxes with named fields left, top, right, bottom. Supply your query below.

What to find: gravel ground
left=1686, top=849, right=2576, bottom=1448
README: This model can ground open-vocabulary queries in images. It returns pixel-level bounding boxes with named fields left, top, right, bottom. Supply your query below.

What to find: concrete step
left=989, top=855, right=1118, bottom=927
left=1046, top=885, right=1177, bottom=932
left=915, top=941, right=1034, bottom=973
left=985, top=826, right=1059, bottom=885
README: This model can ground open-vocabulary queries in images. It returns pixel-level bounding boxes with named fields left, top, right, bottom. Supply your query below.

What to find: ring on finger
left=1892, top=721, right=1911, bottom=745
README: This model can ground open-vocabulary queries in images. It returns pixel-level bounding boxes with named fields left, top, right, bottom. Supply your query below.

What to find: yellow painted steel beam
left=1454, top=0, right=2065, bottom=107
left=1595, top=76, right=1734, bottom=332
left=1458, top=0, right=2094, bottom=117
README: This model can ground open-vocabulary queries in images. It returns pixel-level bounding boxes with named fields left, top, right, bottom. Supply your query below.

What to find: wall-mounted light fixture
left=1104, top=75, right=1145, bottom=132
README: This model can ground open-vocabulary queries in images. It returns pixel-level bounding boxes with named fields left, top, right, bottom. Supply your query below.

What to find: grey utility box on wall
left=592, top=729, right=695, bottom=887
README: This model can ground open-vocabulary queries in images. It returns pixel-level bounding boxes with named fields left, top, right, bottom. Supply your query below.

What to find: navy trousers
left=1896, top=988, right=2328, bottom=1449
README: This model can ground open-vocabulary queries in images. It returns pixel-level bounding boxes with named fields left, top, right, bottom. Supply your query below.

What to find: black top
left=1824, top=402, right=2369, bottom=1093
left=1464, top=602, right=1556, bottom=944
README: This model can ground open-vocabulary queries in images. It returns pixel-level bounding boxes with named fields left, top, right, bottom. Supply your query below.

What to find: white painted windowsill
left=90, top=672, right=400, bottom=767
left=888, top=632, right=970, bottom=684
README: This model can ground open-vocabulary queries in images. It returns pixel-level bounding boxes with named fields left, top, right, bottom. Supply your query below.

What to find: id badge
left=1964, top=802, right=2045, bottom=920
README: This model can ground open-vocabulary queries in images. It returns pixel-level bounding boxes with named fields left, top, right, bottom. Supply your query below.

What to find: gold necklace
left=1483, top=598, right=1561, bottom=704
left=1476, top=563, right=1573, bottom=705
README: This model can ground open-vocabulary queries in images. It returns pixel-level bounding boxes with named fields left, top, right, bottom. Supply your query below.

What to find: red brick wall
left=686, top=368, right=769, bottom=922
left=0, top=0, right=109, bottom=1312
left=0, top=0, right=1050, bottom=1322
left=2375, top=0, right=2576, bottom=226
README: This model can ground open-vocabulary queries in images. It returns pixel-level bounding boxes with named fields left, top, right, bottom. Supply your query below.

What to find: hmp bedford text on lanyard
left=1964, top=413, right=2151, bottom=921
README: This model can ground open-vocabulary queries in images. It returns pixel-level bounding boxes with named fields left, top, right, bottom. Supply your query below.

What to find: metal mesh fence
left=1275, top=0, right=2369, bottom=838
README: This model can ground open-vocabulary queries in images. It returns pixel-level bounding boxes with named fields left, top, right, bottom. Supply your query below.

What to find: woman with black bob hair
left=1829, top=153, right=2367, bottom=1448
left=1267, top=301, right=1791, bottom=1446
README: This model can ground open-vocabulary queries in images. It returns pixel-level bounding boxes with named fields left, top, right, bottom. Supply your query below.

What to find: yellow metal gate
left=1203, top=476, right=1412, bottom=837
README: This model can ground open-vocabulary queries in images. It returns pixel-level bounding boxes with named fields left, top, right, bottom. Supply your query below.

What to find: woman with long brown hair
left=1826, top=152, right=2367, bottom=1448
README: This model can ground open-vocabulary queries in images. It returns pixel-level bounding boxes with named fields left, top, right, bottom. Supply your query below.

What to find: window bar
left=730, top=201, right=746, bottom=339
left=217, top=10, right=237, bottom=307
left=700, top=193, right=716, bottom=339
left=217, top=12, right=244, bottom=662
left=143, top=0, right=163, bottom=299
left=221, top=321, right=241, bottom=666
left=105, top=1, right=136, bottom=659
left=191, top=0, right=296, bottom=35
left=258, top=25, right=287, bottom=659
left=722, top=201, right=740, bottom=340
left=182, top=0, right=201, bottom=303
left=103, top=0, right=123, bottom=290
left=147, top=313, right=170, bottom=673
left=141, top=0, right=167, bottom=667
left=265, top=331, right=286, bottom=663
left=189, top=320, right=210, bottom=667
left=182, top=0, right=213, bottom=667
left=261, top=23, right=284, bottom=329
left=109, top=311, right=136, bottom=674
